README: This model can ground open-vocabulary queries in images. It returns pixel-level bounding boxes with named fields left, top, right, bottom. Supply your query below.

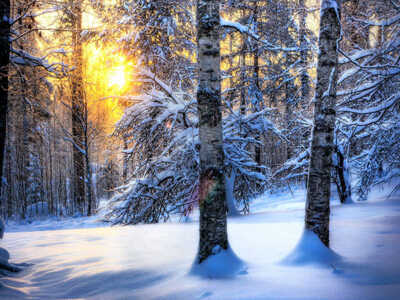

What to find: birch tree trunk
left=0, top=1, right=10, bottom=195
left=196, top=0, right=228, bottom=263
left=71, top=1, right=86, bottom=215
left=305, top=0, right=341, bottom=247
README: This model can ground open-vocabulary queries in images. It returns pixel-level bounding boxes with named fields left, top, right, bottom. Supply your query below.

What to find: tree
left=305, top=0, right=341, bottom=247
left=70, top=1, right=88, bottom=215
left=114, top=0, right=196, bottom=89
left=0, top=0, right=10, bottom=197
left=337, top=0, right=400, bottom=200
left=220, top=0, right=316, bottom=190
left=1, top=1, right=57, bottom=219
left=195, top=0, right=228, bottom=263
left=105, top=68, right=269, bottom=224
left=298, top=0, right=311, bottom=105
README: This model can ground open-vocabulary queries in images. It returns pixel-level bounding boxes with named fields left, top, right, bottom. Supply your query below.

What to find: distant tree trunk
left=196, top=0, right=228, bottom=263
left=122, top=139, right=129, bottom=183
left=228, top=30, right=235, bottom=105
left=305, top=0, right=341, bottom=247
left=71, top=1, right=86, bottom=215
left=49, top=104, right=56, bottom=215
left=21, top=84, right=29, bottom=219
left=0, top=1, right=10, bottom=196
left=84, top=126, right=92, bottom=216
left=240, top=33, right=246, bottom=118
left=298, top=0, right=309, bottom=186
left=298, top=0, right=310, bottom=105
left=252, top=2, right=263, bottom=165
left=225, top=170, right=240, bottom=216
left=5, top=143, right=12, bottom=218
left=333, top=146, right=352, bottom=204
left=284, top=88, right=293, bottom=160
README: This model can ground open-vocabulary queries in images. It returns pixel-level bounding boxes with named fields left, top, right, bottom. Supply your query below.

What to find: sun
left=84, top=43, right=136, bottom=132
left=108, top=65, right=127, bottom=90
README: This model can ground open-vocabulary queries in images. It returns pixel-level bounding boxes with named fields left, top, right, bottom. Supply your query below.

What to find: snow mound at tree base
left=0, top=247, right=10, bottom=264
left=0, top=247, right=24, bottom=274
left=190, top=245, right=247, bottom=278
left=281, top=229, right=341, bottom=266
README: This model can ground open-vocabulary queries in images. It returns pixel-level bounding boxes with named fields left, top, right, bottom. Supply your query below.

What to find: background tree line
left=0, top=0, right=398, bottom=235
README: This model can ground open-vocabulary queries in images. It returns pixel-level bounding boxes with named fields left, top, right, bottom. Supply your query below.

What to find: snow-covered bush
left=105, top=70, right=277, bottom=224
left=276, top=1, right=400, bottom=201
left=336, top=2, right=400, bottom=200
left=350, top=118, right=400, bottom=200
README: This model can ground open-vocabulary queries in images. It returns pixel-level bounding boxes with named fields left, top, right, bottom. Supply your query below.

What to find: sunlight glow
left=84, top=43, right=134, bottom=95
left=108, top=65, right=128, bottom=90
left=83, top=42, right=136, bottom=134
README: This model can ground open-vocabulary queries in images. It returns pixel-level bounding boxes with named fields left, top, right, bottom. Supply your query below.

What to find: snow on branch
left=137, top=68, right=181, bottom=103
left=353, top=14, right=400, bottom=27
left=338, top=92, right=400, bottom=115
left=63, top=137, right=86, bottom=155
left=321, top=0, right=340, bottom=18
left=11, top=47, right=67, bottom=75
left=220, top=18, right=301, bottom=53
left=274, top=149, right=310, bottom=178
left=107, top=76, right=283, bottom=223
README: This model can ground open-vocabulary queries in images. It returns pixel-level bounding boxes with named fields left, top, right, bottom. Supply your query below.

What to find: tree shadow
left=332, top=259, right=400, bottom=286
left=2, top=266, right=168, bottom=299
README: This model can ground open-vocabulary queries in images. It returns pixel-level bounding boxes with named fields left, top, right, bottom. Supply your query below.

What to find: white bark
left=305, top=0, right=341, bottom=247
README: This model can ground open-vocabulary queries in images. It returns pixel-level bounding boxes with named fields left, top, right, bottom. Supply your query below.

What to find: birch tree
left=305, top=0, right=341, bottom=247
left=196, top=0, right=228, bottom=263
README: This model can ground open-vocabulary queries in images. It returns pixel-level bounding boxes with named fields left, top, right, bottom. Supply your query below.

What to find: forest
left=0, top=0, right=399, bottom=299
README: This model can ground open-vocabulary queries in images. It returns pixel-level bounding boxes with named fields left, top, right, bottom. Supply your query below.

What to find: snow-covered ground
left=1, top=186, right=400, bottom=299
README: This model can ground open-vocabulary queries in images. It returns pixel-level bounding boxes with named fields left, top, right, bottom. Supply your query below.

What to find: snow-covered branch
left=220, top=18, right=301, bottom=53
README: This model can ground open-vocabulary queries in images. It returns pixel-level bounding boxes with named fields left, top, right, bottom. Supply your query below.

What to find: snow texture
left=1, top=185, right=400, bottom=299
left=190, top=246, right=246, bottom=278
left=281, top=229, right=341, bottom=266
left=0, top=248, right=10, bottom=264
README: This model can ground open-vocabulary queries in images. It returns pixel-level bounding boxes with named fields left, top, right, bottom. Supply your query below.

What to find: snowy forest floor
left=1, top=186, right=400, bottom=300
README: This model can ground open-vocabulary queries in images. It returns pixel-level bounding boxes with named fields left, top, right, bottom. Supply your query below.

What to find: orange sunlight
left=35, top=4, right=136, bottom=135
left=108, top=65, right=127, bottom=90
left=84, top=43, right=135, bottom=133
